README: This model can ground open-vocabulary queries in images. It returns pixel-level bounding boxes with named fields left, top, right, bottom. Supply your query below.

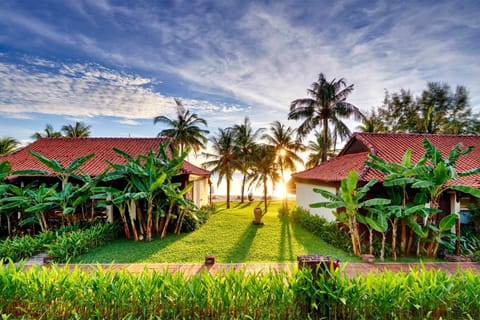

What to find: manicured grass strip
left=73, top=200, right=357, bottom=263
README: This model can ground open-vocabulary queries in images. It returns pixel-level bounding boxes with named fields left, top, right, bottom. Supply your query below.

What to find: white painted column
left=449, top=192, right=461, bottom=233
left=106, top=193, right=114, bottom=223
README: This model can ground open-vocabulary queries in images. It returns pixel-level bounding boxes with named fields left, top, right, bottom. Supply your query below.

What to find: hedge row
left=1, top=263, right=479, bottom=319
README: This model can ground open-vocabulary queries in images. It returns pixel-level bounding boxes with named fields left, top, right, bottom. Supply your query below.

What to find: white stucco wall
left=296, top=182, right=338, bottom=222
left=192, top=178, right=209, bottom=207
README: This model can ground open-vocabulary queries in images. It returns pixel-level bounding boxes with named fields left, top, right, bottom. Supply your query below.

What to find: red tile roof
left=0, top=138, right=210, bottom=178
left=293, top=133, right=480, bottom=187
left=292, top=152, right=370, bottom=183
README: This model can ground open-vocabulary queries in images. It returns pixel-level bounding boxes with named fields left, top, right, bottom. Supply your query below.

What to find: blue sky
left=1, top=0, right=479, bottom=148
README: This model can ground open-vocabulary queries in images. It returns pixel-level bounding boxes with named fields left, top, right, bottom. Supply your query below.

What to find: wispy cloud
left=0, top=0, right=478, bottom=137
left=115, top=118, right=141, bottom=126
left=0, top=59, right=242, bottom=122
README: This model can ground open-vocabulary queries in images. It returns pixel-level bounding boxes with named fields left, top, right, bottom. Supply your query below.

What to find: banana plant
left=1, top=183, right=57, bottom=232
left=412, top=139, right=480, bottom=256
left=160, top=182, right=193, bottom=238
left=29, top=150, right=95, bottom=187
left=359, top=206, right=389, bottom=261
left=366, top=148, right=427, bottom=257
left=310, top=170, right=391, bottom=256
left=91, top=186, right=145, bottom=240
left=106, top=141, right=189, bottom=241
left=74, top=170, right=109, bottom=221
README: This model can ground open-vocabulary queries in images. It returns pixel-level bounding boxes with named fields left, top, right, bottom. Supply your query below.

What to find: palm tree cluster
left=153, top=78, right=363, bottom=211
left=31, top=121, right=91, bottom=139
left=202, top=118, right=304, bottom=212
left=0, top=137, right=19, bottom=156
left=154, top=99, right=209, bottom=155
left=289, top=73, right=364, bottom=162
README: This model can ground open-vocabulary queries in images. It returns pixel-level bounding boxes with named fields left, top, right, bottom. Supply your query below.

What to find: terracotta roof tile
left=292, top=152, right=370, bottom=182
left=0, top=138, right=210, bottom=177
left=294, top=133, right=480, bottom=187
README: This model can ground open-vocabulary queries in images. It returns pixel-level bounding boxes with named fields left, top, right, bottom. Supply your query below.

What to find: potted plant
left=253, top=206, right=263, bottom=225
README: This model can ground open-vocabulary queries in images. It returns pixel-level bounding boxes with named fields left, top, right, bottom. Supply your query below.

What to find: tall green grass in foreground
left=74, top=200, right=356, bottom=263
left=1, top=261, right=479, bottom=319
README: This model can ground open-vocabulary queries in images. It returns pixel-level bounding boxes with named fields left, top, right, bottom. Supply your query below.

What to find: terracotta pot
left=254, top=207, right=262, bottom=224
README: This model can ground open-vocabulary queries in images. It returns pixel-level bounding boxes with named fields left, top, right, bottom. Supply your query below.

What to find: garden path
left=50, top=262, right=480, bottom=277
left=23, top=252, right=480, bottom=277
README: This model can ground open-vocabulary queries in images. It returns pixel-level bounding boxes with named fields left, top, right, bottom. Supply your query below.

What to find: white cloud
left=0, top=59, right=246, bottom=129
left=115, top=118, right=141, bottom=126
left=1, top=0, right=479, bottom=136
left=1, top=112, right=32, bottom=120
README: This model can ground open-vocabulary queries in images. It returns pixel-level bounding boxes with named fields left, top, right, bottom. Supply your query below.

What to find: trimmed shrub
left=46, top=223, right=118, bottom=262
left=181, top=205, right=215, bottom=232
left=0, top=224, right=105, bottom=262
left=290, top=206, right=352, bottom=253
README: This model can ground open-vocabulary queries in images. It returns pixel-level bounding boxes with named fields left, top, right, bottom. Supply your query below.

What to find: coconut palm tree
left=154, top=99, right=209, bottom=155
left=61, top=121, right=91, bottom=138
left=232, top=117, right=264, bottom=203
left=248, top=144, right=280, bottom=213
left=202, top=128, right=238, bottom=209
left=262, top=121, right=304, bottom=208
left=289, top=73, right=364, bottom=163
left=305, top=131, right=332, bottom=169
left=356, top=109, right=386, bottom=133
left=0, top=137, right=19, bottom=156
left=31, top=124, right=62, bottom=139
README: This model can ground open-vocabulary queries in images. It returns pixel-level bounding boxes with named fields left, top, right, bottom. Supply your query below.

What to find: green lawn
left=73, top=200, right=358, bottom=263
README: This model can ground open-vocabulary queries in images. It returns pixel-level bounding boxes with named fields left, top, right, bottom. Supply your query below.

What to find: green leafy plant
left=45, top=223, right=117, bottom=262
left=290, top=206, right=352, bottom=253
left=310, top=170, right=390, bottom=256
left=105, top=142, right=192, bottom=241
left=1, top=263, right=479, bottom=319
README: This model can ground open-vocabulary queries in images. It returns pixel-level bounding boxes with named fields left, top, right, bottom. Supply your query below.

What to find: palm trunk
left=136, top=202, right=145, bottom=239
left=91, top=199, right=95, bottom=222
left=226, top=179, right=231, bottom=209
left=406, top=228, right=414, bottom=256
left=353, top=217, right=362, bottom=256
left=381, top=233, right=386, bottom=262
left=127, top=199, right=139, bottom=241
left=400, top=186, right=407, bottom=255
left=35, top=213, right=46, bottom=232
left=118, top=206, right=131, bottom=239
left=263, top=176, right=268, bottom=213
left=426, top=198, right=439, bottom=258
left=368, top=229, right=373, bottom=255
left=349, top=220, right=362, bottom=256
left=322, top=117, right=329, bottom=163
left=155, top=213, right=160, bottom=237
left=174, top=210, right=185, bottom=235
left=146, top=200, right=153, bottom=241
left=400, top=220, right=407, bottom=256
left=159, top=215, right=166, bottom=234
left=391, top=218, right=398, bottom=260
left=7, top=213, right=11, bottom=237
left=240, top=174, right=247, bottom=203
left=161, top=204, right=174, bottom=239
left=455, top=217, right=461, bottom=256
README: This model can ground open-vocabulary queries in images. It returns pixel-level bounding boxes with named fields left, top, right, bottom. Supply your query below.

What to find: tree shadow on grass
left=234, top=202, right=254, bottom=209
left=278, top=217, right=295, bottom=261
left=290, top=220, right=350, bottom=259
left=224, top=223, right=260, bottom=263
